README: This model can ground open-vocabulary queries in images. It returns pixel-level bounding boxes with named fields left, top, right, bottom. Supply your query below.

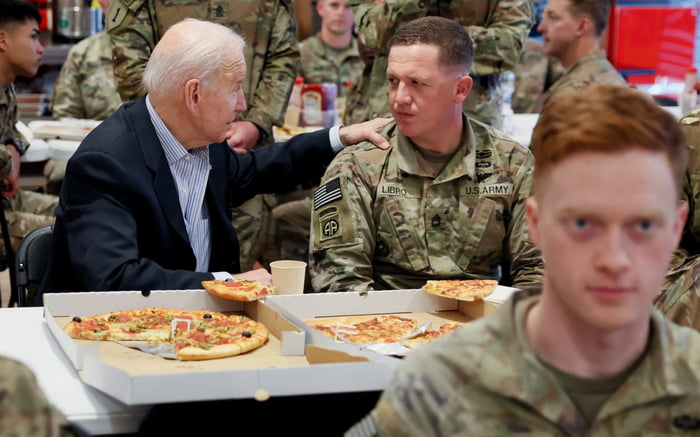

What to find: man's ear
left=183, top=78, right=202, bottom=113
left=455, top=75, right=473, bottom=104
left=576, top=17, right=593, bottom=38
left=0, top=29, right=8, bottom=52
left=525, top=197, right=541, bottom=248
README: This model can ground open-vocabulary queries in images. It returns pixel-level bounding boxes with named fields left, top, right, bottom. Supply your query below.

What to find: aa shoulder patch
left=314, top=177, right=342, bottom=210
left=318, top=207, right=342, bottom=242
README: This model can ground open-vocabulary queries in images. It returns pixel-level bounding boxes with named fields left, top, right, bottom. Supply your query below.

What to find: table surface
left=0, top=307, right=149, bottom=435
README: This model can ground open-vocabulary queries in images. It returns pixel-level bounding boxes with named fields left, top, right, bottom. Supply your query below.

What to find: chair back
left=15, top=225, right=54, bottom=307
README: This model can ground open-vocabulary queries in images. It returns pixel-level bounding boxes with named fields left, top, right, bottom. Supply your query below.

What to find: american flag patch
left=314, top=178, right=342, bottom=210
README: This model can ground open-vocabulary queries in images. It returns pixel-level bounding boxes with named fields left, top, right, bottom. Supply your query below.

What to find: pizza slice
left=305, top=315, right=418, bottom=344
left=421, top=279, right=498, bottom=301
left=402, top=322, right=466, bottom=349
left=201, top=279, right=278, bottom=302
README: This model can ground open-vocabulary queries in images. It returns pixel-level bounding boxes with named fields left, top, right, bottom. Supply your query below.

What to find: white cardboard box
left=265, top=287, right=517, bottom=358
left=44, top=290, right=398, bottom=405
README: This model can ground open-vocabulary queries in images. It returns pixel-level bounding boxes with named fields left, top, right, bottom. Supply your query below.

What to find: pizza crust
left=421, top=279, right=498, bottom=301
left=63, top=308, right=270, bottom=361
left=202, top=279, right=278, bottom=302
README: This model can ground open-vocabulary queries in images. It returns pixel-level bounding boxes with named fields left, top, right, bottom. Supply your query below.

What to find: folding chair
left=14, top=225, right=53, bottom=307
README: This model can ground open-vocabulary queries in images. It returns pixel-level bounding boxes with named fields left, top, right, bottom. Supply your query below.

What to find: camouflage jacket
left=655, top=110, right=700, bottom=331
left=0, top=85, right=25, bottom=178
left=536, top=50, right=627, bottom=112
left=343, top=0, right=532, bottom=127
left=299, top=33, right=364, bottom=95
left=106, top=0, right=300, bottom=143
left=50, top=31, right=122, bottom=120
left=511, top=37, right=565, bottom=114
left=0, top=357, right=75, bottom=436
left=366, top=289, right=700, bottom=435
left=309, top=116, right=543, bottom=292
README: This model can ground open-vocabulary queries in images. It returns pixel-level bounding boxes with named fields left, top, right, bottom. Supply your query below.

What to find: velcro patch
left=318, top=207, right=341, bottom=242
left=314, top=178, right=342, bottom=210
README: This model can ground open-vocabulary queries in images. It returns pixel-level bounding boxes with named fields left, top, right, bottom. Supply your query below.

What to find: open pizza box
left=265, top=286, right=518, bottom=358
left=43, top=289, right=398, bottom=405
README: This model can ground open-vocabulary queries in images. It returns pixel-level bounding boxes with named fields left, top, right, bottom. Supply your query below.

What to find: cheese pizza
left=201, top=279, right=278, bottom=302
left=422, top=279, right=498, bottom=301
left=402, top=322, right=466, bottom=349
left=305, top=315, right=418, bottom=344
left=63, top=307, right=269, bottom=361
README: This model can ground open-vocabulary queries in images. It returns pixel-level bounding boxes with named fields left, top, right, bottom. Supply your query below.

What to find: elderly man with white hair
left=38, top=18, right=389, bottom=301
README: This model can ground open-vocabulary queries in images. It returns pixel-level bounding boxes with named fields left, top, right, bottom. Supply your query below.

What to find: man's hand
left=339, top=117, right=392, bottom=150
left=234, top=268, right=273, bottom=286
left=1, top=145, right=21, bottom=198
left=226, top=121, right=261, bottom=155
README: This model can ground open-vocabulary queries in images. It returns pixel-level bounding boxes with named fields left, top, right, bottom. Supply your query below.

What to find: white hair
left=142, top=18, right=246, bottom=95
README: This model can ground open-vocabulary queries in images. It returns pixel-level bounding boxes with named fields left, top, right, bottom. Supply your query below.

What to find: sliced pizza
left=201, top=279, right=278, bottom=302
left=305, top=315, right=418, bottom=344
left=402, top=322, right=466, bottom=349
left=421, top=279, right=498, bottom=301
left=63, top=308, right=269, bottom=361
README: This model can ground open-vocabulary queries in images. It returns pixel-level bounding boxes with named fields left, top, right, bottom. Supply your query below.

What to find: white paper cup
left=270, top=260, right=307, bottom=295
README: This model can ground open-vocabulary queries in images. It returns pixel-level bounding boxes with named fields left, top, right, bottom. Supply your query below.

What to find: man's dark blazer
left=39, top=98, right=335, bottom=301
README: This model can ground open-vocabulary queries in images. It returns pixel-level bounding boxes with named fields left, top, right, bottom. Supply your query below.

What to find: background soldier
left=299, top=0, right=363, bottom=94
left=343, top=0, right=532, bottom=129
left=310, top=17, right=543, bottom=293
left=655, top=108, right=700, bottom=330
left=47, top=0, right=121, bottom=195
left=349, top=85, right=700, bottom=436
left=0, top=0, right=58, bottom=259
left=271, top=0, right=364, bottom=277
left=533, top=0, right=627, bottom=111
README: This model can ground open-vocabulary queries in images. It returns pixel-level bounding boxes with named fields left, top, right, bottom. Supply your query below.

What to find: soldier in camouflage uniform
left=343, top=0, right=532, bottom=128
left=107, top=0, right=300, bottom=270
left=271, top=0, right=363, bottom=272
left=0, top=356, right=76, bottom=436
left=511, top=37, right=565, bottom=113
left=533, top=0, right=626, bottom=112
left=348, top=85, right=700, bottom=436
left=0, top=1, right=59, bottom=258
left=298, top=0, right=364, bottom=94
left=46, top=0, right=121, bottom=195
left=310, top=18, right=543, bottom=293
left=654, top=109, right=700, bottom=330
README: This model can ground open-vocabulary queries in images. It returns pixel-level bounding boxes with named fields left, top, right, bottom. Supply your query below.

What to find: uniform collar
left=393, top=113, right=476, bottom=183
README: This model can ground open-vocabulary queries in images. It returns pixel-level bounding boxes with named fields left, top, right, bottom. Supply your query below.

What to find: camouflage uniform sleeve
left=503, top=148, right=543, bottom=287
left=0, top=85, right=25, bottom=176
left=50, top=44, right=88, bottom=119
left=309, top=147, right=380, bottom=293
left=106, top=0, right=155, bottom=102
left=349, top=0, right=429, bottom=54
left=0, top=357, right=75, bottom=436
left=244, top=0, right=300, bottom=138
left=465, top=0, right=533, bottom=76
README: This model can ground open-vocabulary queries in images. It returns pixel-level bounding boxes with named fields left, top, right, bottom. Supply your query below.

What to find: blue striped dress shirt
left=146, top=96, right=212, bottom=272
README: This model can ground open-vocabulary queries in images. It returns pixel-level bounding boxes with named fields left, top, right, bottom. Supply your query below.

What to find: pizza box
left=43, top=289, right=399, bottom=405
left=265, top=286, right=518, bottom=357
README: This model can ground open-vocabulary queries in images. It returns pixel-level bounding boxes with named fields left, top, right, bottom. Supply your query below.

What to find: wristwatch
left=8, top=138, right=26, bottom=155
